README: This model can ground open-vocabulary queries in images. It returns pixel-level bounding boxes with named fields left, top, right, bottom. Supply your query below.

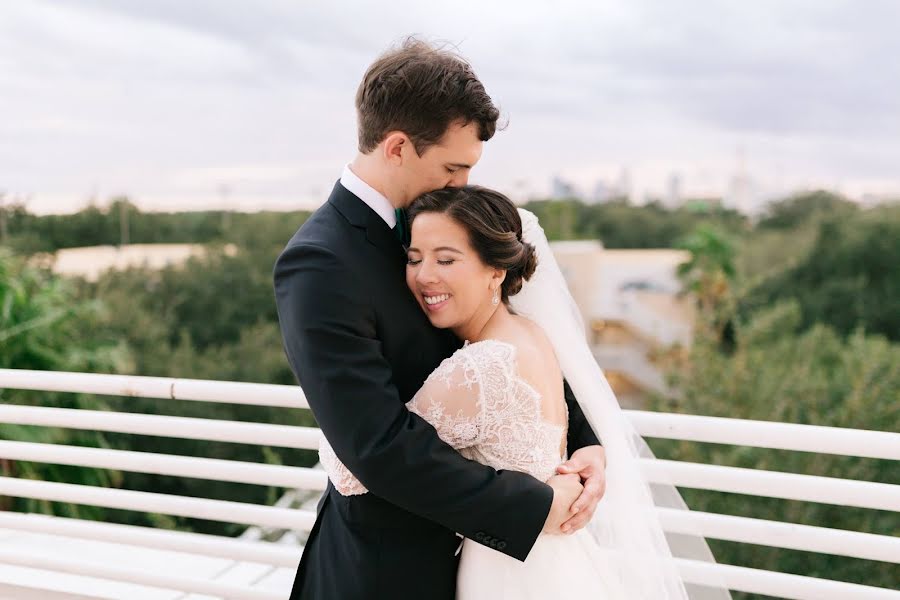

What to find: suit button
left=489, top=539, right=498, bottom=548
left=497, top=541, right=507, bottom=550
left=475, top=532, right=485, bottom=541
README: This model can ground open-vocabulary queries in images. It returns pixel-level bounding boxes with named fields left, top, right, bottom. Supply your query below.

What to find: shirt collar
left=340, top=163, right=397, bottom=229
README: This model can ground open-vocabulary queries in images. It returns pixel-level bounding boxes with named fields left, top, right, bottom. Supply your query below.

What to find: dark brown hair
left=408, top=186, right=538, bottom=303
left=356, top=38, right=501, bottom=155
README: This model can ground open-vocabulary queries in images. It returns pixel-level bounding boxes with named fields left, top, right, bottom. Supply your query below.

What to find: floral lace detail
left=319, top=436, right=368, bottom=496
left=320, top=339, right=568, bottom=496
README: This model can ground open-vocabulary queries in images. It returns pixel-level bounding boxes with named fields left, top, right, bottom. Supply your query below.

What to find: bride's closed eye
left=406, top=258, right=455, bottom=266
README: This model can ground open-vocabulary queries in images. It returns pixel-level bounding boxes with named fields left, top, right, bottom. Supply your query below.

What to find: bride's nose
left=416, top=259, right=441, bottom=285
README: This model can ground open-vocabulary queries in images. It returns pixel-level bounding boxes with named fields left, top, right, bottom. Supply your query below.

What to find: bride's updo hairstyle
left=408, top=186, right=538, bottom=303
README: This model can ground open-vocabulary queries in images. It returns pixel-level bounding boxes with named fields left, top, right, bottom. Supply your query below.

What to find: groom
left=274, top=38, right=607, bottom=600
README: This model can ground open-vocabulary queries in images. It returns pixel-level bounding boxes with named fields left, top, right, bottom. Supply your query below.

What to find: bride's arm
left=407, top=353, right=486, bottom=450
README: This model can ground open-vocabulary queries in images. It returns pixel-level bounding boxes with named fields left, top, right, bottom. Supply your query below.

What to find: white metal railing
left=0, top=404, right=321, bottom=448
left=0, top=368, right=898, bottom=600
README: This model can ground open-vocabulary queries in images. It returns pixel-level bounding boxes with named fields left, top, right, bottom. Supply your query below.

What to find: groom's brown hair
left=356, top=37, right=501, bottom=155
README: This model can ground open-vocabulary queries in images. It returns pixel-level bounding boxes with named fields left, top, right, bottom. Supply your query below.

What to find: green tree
left=64, top=216, right=318, bottom=536
left=757, top=190, right=857, bottom=231
left=0, top=251, right=128, bottom=517
left=743, top=205, right=900, bottom=341
left=676, top=225, right=738, bottom=345
left=651, top=301, right=899, bottom=596
left=522, top=197, right=746, bottom=248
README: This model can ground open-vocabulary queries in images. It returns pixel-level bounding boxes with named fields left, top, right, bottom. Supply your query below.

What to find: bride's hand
left=555, top=445, right=607, bottom=533
left=542, top=473, right=583, bottom=534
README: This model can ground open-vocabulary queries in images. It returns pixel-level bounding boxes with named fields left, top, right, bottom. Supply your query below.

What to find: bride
left=320, top=185, right=727, bottom=598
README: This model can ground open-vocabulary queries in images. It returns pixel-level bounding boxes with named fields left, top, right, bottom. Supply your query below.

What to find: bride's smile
left=422, top=292, right=452, bottom=309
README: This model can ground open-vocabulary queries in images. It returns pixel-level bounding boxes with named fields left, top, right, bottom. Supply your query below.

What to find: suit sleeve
left=564, top=379, right=601, bottom=452
left=274, top=242, right=552, bottom=561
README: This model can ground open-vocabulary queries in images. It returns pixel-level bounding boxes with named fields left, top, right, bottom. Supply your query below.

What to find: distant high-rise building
left=591, top=179, right=611, bottom=204
left=666, top=172, right=683, bottom=208
left=551, top=175, right=578, bottom=200
left=724, top=148, right=761, bottom=215
left=617, top=167, right=633, bottom=203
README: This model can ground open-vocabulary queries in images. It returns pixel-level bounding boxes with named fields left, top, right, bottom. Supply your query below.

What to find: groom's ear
left=383, top=131, right=411, bottom=165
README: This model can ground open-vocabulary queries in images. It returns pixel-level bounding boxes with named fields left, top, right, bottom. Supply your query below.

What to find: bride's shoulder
left=431, top=339, right=517, bottom=376
left=454, top=338, right=517, bottom=364
left=456, top=317, right=550, bottom=363
left=422, top=339, right=515, bottom=392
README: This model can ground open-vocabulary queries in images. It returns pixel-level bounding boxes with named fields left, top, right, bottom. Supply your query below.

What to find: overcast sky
left=2, top=0, right=899, bottom=214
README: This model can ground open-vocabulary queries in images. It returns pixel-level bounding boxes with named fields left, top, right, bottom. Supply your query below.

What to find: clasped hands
left=543, top=445, right=606, bottom=535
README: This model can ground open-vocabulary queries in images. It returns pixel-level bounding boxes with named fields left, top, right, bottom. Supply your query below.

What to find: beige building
left=41, top=244, right=237, bottom=282
left=552, top=241, right=694, bottom=407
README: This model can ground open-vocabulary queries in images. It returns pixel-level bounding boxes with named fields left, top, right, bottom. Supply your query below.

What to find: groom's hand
left=555, top=445, right=607, bottom=533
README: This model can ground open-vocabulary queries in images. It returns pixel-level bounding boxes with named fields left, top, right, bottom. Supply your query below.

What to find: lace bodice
left=319, top=339, right=568, bottom=496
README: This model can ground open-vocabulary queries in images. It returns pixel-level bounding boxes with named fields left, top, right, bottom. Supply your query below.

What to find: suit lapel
left=366, top=211, right=407, bottom=261
left=327, top=181, right=406, bottom=262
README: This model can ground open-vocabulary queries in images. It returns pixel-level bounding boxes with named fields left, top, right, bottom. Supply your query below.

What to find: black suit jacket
left=274, top=182, right=600, bottom=599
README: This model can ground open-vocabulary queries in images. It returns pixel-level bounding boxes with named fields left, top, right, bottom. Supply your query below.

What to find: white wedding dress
left=320, top=337, right=629, bottom=599
left=320, top=209, right=729, bottom=600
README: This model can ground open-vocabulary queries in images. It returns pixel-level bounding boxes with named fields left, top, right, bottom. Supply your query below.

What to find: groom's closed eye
left=445, top=162, right=471, bottom=173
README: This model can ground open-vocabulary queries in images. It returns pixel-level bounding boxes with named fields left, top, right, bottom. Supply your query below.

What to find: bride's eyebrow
left=406, top=246, right=463, bottom=254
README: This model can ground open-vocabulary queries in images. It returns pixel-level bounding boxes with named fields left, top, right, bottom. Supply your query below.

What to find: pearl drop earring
left=491, top=288, right=500, bottom=306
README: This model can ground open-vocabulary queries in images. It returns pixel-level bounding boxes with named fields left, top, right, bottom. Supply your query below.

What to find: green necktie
left=393, top=208, right=409, bottom=246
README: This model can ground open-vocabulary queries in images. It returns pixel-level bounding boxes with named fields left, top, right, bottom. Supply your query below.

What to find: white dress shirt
left=340, top=163, right=396, bottom=229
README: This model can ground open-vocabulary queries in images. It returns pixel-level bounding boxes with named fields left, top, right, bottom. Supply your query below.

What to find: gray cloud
left=1, top=0, right=899, bottom=214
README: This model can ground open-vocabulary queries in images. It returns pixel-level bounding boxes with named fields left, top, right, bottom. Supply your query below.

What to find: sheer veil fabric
left=510, top=209, right=731, bottom=600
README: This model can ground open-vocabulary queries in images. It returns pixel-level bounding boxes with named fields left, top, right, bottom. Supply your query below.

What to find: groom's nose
left=447, top=170, right=469, bottom=188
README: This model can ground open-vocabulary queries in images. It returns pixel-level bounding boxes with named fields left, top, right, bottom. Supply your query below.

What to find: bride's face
left=406, top=212, right=503, bottom=331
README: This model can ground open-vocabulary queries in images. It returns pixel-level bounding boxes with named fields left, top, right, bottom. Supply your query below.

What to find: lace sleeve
left=318, top=348, right=486, bottom=497
left=319, top=436, right=368, bottom=496
left=407, top=346, right=491, bottom=450
left=319, top=341, right=511, bottom=496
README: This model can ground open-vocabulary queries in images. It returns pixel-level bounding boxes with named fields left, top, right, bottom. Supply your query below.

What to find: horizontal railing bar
left=0, top=476, right=316, bottom=530
left=0, top=368, right=308, bottom=408
left=627, top=410, right=900, bottom=460
left=0, top=405, right=322, bottom=449
left=658, top=508, right=900, bottom=564
left=2, top=518, right=896, bottom=600
left=0, top=440, right=328, bottom=490
left=9, top=439, right=900, bottom=535
left=641, top=459, right=900, bottom=512
left=676, top=557, right=900, bottom=600
left=7, top=505, right=893, bottom=575
left=3, top=369, right=895, bottom=461
left=0, top=547, right=285, bottom=600
left=0, top=512, right=301, bottom=568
